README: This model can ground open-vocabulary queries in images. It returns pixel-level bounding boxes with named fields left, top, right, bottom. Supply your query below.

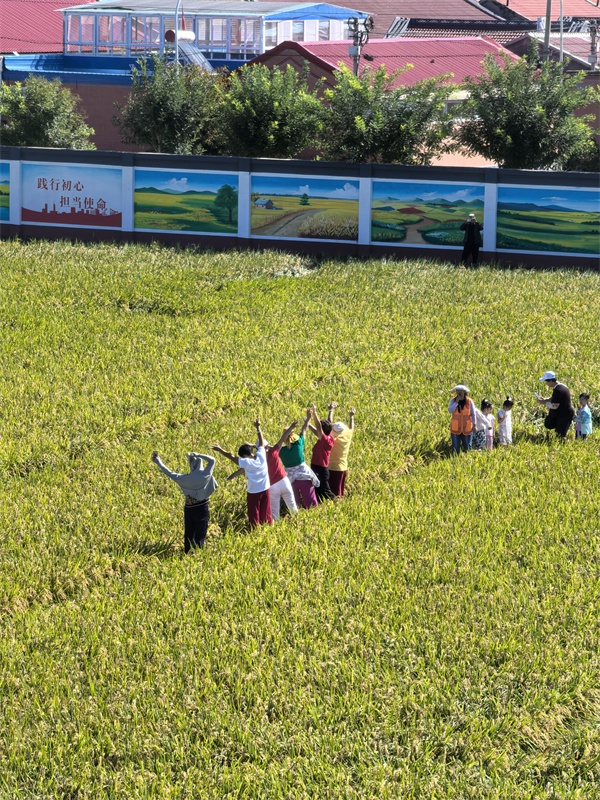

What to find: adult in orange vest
left=449, top=384, right=476, bottom=454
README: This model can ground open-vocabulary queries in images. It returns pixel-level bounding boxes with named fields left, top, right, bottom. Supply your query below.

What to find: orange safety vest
left=451, top=399, right=474, bottom=435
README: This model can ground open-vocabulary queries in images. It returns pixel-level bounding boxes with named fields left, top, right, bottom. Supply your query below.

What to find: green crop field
left=134, top=190, right=237, bottom=233
left=497, top=210, right=600, bottom=255
left=0, top=240, right=599, bottom=799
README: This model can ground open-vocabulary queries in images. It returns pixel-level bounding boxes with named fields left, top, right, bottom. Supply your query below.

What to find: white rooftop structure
left=60, top=1, right=369, bottom=62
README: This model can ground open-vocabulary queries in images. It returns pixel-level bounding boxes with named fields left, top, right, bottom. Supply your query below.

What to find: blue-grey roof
left=60, top=1, right=368, bottom=21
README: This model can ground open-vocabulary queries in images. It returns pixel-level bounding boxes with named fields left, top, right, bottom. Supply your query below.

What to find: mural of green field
left=371, top=182, right=485, bottom=246
left=251, top=176, right=359, bottom=240
left=134, top=170, right=238, bottom=233
left=497, top=187, right=600, bottom=254
left=0, top=177, right=9, bottom=222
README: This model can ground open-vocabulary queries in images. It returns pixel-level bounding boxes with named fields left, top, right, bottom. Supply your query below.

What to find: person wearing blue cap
left=536, top=371, right=575, bottom=438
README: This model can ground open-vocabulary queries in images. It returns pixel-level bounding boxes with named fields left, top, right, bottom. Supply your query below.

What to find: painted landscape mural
left=496, top=187, right=600, bottom=254
left=371, top=182, right=485, bottom=245
left=0, top=163, right=9, bottom=222
left=21, top=164, right=122, bottom=227
left=251, top=176, right=359, bottom=240
left=134, top=170, right=239, bottom=233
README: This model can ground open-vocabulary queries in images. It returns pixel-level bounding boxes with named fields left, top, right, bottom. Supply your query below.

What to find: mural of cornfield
left=251, top=176, right=359, bottom=241
left=371, top=182, right=485, bottom=245
left=496, top=187, right=600, bottom=255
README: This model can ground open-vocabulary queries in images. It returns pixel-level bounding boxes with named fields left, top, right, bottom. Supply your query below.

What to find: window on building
left=264, top=21, right=277, bottom=48
left=131, top=16, right=161, bottom=53
left=318, top=21, right=330, bottom=41
left=196, top=18, right=209, bottom=47
left=292, top=21, right=305, bottom=42
left=98, top=15, right=127, bottom=53
left=65, top=14, right=95, bottom=53
left=210, top=18, right=227, bottom=54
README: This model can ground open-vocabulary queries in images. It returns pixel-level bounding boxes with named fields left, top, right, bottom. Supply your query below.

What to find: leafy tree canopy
left=113, top=55, right=222, bottom=154
left=320, top=65, right=454, bottom=164
left=0, top=75, right=95, bottom=149
left=456, top=51, right=600, bottom=170
left=215, top=64, right=324, bottom=158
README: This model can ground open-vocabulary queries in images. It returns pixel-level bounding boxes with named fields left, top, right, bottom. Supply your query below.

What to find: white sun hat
left=332, top=422, right=346, bottom=434
left=451, top=384, right=470, bottom=393
left=539, top=371, right=557, bottom=382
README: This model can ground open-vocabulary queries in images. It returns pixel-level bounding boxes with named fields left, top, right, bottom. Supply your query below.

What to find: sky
left=372, top=181, right=484, bottom=204
left=498, top=186, right=600, bottom=214
left=251, top=176, right=359, bottom=200
left=135, top=170, right=238, bottom=194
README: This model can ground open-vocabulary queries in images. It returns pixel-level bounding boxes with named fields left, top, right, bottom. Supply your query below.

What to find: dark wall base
left=1, top=224, right=598, bottom=272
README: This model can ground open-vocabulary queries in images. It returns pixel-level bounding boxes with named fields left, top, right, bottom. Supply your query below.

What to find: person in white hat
left=449, top=384, right=476, bottom=453
left=459, top=213, right=483, bottom=266
left=536, top=371, right=575, bottom=438
left=326, top=402, right=355, bottom=497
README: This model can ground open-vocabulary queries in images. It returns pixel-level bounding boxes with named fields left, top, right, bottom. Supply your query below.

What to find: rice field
left=0, top=239, right=599, bottom=799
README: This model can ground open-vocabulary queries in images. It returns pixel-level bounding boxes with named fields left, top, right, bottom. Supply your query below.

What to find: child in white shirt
left=497, top=397, right=514, bottom=446
left=472, top=399, right=493, bottom=451
left=481, top=399, right=495, bottom=451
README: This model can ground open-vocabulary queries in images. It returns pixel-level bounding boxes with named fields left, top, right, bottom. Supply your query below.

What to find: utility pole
left=347, top=16, right=374, bottom=76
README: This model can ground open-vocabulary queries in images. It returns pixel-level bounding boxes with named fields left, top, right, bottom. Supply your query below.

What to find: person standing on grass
left=481, top=399, right=495, bottom=451
left=227, top=421, right=299, bottom=521
left=471, top=400, right=493, bottom=451
left=279, top=409, right=320, bottom=509
left=327, top=402, right=355, bottom=497
left=151, top=450, right=217, bottom=552
left=497, top=396, right=514, bottom=446
left=308, top=403, right=337, bottom=502
left=536, top=371, right=575, bottom=439
left=212, top=419, right=272, bottom=528
left=460, top=213, right=483, bottom=266
left=574, top=394, right=592, bottom=440
left=449, top=384, right=476, bottom=454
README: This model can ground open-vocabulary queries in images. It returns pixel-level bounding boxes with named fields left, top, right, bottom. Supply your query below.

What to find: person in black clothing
left=537, top=371, right=575, bottom=438
left=460, top=213, right=483, bottom=266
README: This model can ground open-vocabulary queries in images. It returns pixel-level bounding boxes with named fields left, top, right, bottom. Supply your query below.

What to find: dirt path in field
left=253, top=209, right=321, bottom=237
left=403, top=216, right=437, bottom=244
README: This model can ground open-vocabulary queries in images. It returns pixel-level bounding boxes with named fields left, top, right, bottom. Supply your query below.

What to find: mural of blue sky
left=135, top=170, right=238, bottom=193
left=251, top=175, right=359, bottom=199
left=0, top=162, right=8, bottom=182
left=498, top=187, right=600, bottom=214
left=372, top=182, right=484, bottom=204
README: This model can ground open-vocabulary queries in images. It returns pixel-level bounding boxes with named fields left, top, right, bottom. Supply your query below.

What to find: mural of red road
left=253, top=209, right=321, bottom=237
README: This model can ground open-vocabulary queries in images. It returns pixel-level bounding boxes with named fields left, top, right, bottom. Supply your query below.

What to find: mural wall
left=21, top=164, right=122, bottom=228
left=0, top=162, right=9, bottom=222
left=497, top=186, right=600, bottom=255
left=251, top=176, right=359, bottom=241
left=1, top=154, right=598, bottom=261
left=134, top=169, right=239, bottom=234
left=371, top=181, right=485, bottom=246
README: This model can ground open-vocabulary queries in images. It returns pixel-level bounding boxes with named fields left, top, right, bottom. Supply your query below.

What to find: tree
left=299, top=193, right=310, bottom=206
left=456, top=52, right=599, bottom=170
left=0, top=75, right=95, bottom=149
left=214, top=184, right=238, bottom=224
left=215, top=64, right=324, bottom=158
left=320, top=65, right=454, bottom=164
left=113, top=55, right=222, bottom=154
